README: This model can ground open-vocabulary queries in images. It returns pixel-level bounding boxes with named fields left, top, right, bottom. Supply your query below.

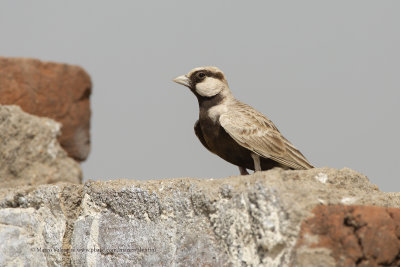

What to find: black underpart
left=196, top=117, right=289, bottom=171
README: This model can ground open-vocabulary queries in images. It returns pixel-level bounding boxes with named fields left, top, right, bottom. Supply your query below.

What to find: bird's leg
left=251, top=153, right=261, bottom=172
left=239, top=166, right=249, bottom=175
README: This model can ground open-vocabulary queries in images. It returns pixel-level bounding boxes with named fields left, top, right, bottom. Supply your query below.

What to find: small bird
left=173, top=66, right=313, bottom=175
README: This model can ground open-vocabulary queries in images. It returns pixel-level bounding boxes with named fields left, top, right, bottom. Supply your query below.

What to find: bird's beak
left=173, top=75, right=190, bottom=88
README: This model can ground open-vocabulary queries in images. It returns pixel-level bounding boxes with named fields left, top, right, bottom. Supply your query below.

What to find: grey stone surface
left=0, top=185, right=67, bottom=266
left=0, top=105, right=82, bottom=187
left=0, top=168, right=399, bottom=266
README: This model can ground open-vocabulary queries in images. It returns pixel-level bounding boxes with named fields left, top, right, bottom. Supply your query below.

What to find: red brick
left=0, top=57, right=91, bottom=161
left=295, top=205, right=400, bottom=266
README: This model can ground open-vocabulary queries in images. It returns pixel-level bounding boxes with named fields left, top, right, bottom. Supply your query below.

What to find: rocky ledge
left=0, top=105, right=81, bottom=187
left=0, top=168, right=399, bottom=266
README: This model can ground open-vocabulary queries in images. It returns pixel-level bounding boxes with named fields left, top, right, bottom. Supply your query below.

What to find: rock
left=0, top=168, right=399, bottom=266
left=0, top=105, right=82, bottom=187
left=0, top=57, right=91, bottom=161
left=0, top=185, right=67, bottom=266
left=0, top=184, right=82, bottom=267
left=294, top=205, right=400, bottom=266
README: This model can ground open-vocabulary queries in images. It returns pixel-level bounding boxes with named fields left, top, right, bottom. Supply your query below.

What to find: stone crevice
left=59, top=184, right=84, bottom=267
left=344, top=214, right=366, bottom=265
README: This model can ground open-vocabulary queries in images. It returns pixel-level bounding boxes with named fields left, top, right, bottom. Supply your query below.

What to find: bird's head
left=173, top=66, right=231, bottom=99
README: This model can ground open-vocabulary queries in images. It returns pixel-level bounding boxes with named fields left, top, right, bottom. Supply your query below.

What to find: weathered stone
left=0, top=57, right=91, bottom=161
left=294, top=205, right=400, bottom=266
left=0, top=185, right=67, bottom=266
left=0, top=168, right=399, bottom=266
left=0, top=105, right=82, bottom=187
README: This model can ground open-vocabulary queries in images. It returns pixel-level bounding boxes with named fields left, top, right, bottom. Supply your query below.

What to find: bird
left=173, top=66, right=314, bottom=175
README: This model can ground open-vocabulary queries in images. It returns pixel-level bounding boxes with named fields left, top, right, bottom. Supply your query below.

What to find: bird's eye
left=197, top=72, right=206, bottom=78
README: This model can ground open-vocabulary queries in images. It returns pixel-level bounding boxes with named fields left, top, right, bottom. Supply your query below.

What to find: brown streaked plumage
left=173, top=66, right=314, bottom=174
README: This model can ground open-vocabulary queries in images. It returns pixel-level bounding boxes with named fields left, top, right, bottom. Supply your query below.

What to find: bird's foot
left=239, top=167, right=249, bottom=175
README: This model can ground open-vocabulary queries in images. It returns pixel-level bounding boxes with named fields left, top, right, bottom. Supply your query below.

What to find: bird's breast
left=198, top=117, right=255, bottom=169
left=205, top=103, right=228, bottom=123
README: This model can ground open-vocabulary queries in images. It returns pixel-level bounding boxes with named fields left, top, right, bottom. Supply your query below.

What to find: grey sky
left=1, top=1, right=399, bottom=192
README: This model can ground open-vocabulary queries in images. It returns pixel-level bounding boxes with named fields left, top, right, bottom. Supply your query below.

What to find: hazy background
left=1, top=1, right=399, bottom=192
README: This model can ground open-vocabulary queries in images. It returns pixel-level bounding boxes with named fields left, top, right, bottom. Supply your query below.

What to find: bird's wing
left=194, top=120, right=214, bottom=154
left=219, top=102, right=313, bottom=170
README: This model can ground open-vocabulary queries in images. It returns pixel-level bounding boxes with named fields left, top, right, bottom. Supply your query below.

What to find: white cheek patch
left=195, top=77, right=224, bottom=97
